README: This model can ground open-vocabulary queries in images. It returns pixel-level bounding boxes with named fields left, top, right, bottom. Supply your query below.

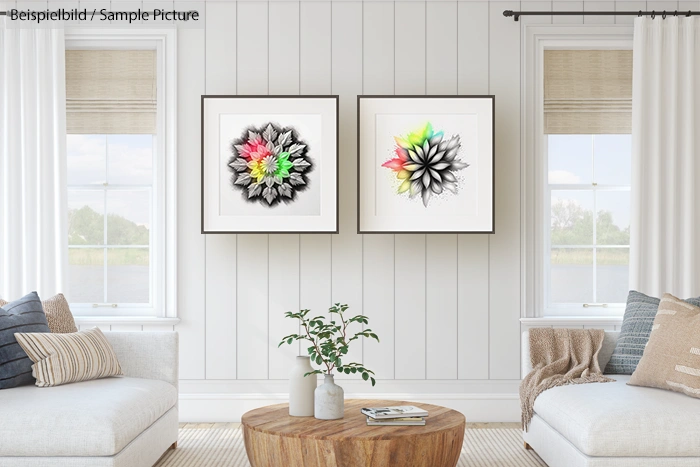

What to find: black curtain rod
left=504, top=9, right=700, bottom=21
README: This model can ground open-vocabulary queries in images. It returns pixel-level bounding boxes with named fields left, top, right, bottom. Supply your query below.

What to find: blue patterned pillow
left=605, top=291, right=700, bottom=374
left=0, top=292, right=50, bottom=389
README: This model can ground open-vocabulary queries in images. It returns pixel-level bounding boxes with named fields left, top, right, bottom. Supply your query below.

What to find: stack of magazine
left=361, top=405, right=428, bottom=426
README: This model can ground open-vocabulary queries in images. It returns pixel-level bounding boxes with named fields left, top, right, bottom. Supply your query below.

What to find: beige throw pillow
left=629, top=293, right=700, bottom=398
left=0, top=293, right=77, bottom=333
left=14, top=327, right=123, bottom=387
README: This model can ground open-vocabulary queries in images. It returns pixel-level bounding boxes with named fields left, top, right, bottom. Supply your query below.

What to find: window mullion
left=592, top=135, right=597, bottom=304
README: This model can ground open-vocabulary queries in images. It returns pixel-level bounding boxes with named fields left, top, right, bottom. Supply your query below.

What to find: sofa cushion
left=0, top=293, right=78, bottom=333
left=16, top=327, right=123, bottom=387
left=0, top=377, right=177, bottom=456
left=0, top=292, right=51, bottom=389
left=605, top=291, right=700, bottom=375
left=533, top=375, right=700, bottom=457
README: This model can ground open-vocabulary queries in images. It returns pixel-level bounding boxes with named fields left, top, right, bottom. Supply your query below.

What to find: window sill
left=520, top=316, right=622, bottom=327
left=74, top=316, right=181, bottom=326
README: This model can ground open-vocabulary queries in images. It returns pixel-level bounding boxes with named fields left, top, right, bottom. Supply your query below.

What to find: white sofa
left=0, top=332, right=179, bottom=467
left=522, top=330, right=700, bottom=467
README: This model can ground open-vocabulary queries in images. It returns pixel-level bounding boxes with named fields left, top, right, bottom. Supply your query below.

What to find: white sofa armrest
left=103, top=332, right=179, bottom=389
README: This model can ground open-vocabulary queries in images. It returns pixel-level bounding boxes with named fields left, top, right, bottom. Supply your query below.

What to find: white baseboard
left=178, top=392, right=520, bottom=423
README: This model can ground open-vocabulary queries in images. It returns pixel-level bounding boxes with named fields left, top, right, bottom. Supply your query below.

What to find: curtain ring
left=674, top=10, right=678, bottom=17
left=662, top=11, right=667, bottom=19
left=687, top=10, right=693, bottom=17
left=638, top=10, right=643, bottom=17
left=651, top=10, right=656, bottom=19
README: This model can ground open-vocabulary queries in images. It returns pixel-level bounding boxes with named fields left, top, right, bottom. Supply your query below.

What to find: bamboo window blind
left=544, top=50, right=632, bottom=134
left=66, top=50, right=156, bottom=134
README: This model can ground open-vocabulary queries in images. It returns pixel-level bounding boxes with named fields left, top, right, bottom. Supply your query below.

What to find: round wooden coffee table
left=241, top=399, right=465, bottom=467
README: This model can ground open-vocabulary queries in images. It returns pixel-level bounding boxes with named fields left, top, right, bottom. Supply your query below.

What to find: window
left=547, top=134, right=631, bottom=312
left=540, top=47, right=633, bottom=316
left=65, top=31, right=176, bottom=318
left=67, top=134, right=154, bottom=309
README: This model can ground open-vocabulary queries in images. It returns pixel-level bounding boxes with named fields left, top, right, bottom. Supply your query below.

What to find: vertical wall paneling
left=205, top=2, right=238, bottom=381
left=552, top=1, right=584, bottom=24
left=488, top=1, right=521, bottom=380
left=268, top=2, right=301, bottom=95
left=237, top=2, right=269, bottom=95
left=299, top=2, right=333, bottom=359
left=331, top=1, right=364, bottom=379
left=236, top=234, right=270, bottom=380
left=300, top=2, right=332, bottom=94
left=615, top=1, right=647, bottom=25
left=583, top=1, right=614, bottom=24
left=268, top=236, right=301, bottom=378
left=393, top=1, right=428, bottom=381
left=456, top=1, right=490, bottom=380
left=426, top=1, right=458, bottom=95
left=268, top=1, right=302, bottom=379
left=425, top=1, right=458, bottom=380
left=395, top=2, right=427, bottom=94
left=236, top=1, right=270, bottom=380
left=361, top=1, right=396, bottom=381
left=426, top=235, right=459, bottom=379
left=175, top=3, right=206, bottom=379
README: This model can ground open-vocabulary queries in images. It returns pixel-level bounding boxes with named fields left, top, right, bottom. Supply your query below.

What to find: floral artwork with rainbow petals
left=382, top=122, right=469, bottom=207
left=228, top=123, right=313, bottom=206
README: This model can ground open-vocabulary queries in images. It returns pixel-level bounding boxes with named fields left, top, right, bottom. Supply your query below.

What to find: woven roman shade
left=544, top=50, right=632, bottom=134
left=66, top=50, right=156, bottom=134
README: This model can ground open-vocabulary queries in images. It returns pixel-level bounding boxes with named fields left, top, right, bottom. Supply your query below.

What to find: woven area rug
left=155, top=425, right=546, bottom=467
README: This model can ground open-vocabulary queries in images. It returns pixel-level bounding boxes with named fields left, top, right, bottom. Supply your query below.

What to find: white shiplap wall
left=76, top=0, right=692, bottom=421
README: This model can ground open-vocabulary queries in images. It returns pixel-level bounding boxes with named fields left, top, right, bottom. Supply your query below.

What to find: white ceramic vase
left=314, top=374, right=344, bottom=420
left=289, top=356, right=316, bottom=417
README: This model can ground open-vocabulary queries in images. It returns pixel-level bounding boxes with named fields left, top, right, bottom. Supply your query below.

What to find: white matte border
left=358, top=96, right=494, bottom=233
left=202, top=96, right=338, bottom=233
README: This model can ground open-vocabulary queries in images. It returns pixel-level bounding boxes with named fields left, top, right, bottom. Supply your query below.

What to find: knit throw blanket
left=520, top=328, right=615, bottom=431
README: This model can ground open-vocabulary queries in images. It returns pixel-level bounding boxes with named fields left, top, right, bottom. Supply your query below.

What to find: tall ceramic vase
left=289, top=356, right=316, bottom=417
left=314, top=374, right=344, bottom=420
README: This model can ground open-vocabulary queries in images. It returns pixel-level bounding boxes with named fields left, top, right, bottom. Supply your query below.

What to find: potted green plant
left=279, top=303, right=379, bottom=420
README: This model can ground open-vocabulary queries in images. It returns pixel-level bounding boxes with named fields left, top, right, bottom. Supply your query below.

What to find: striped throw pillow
left=14, top=327, right=123, bottom=387
left=605, top=290, right=700, bottom=374
left=0, top=292, right=51, bottom=389
left=629, top=294, right=700, bottom=399
left=0, top=293, right=77, bottom=334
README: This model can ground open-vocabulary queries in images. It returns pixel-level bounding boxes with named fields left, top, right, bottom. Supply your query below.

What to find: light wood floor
left=180, top=422, right=520, bottom=429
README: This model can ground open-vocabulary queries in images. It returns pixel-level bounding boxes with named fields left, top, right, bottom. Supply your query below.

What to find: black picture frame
left=201, top=95, right=340, bottom=234
left=356, top=95, right=496, bottom=234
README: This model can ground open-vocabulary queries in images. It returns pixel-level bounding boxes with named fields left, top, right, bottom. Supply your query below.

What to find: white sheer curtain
left=0, top=25, right=68, bottom=300
left=630, top=17, right=700, bottom=297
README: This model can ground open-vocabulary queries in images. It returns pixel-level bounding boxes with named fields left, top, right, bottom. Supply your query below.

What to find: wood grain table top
left=241, top=399, right=466, bottom=441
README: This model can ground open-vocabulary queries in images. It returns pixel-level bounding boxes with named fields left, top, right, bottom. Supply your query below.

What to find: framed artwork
left=357, top=95, right=495, bottom=234
left=202, top=95, right=339, bottom=233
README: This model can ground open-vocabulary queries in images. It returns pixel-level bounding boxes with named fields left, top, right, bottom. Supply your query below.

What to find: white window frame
left=65, top=29, right=177, bottom=321
left=521, top=25, right=633, bottom=319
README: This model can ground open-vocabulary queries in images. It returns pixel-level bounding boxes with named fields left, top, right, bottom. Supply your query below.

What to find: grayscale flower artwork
left=381, top=122, right=469, bottom=207
left=202, top=95, right=338, bottom=233
left=228, top=123, right=313, bottom=207
left=358, top=96, right=494, bottom=233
